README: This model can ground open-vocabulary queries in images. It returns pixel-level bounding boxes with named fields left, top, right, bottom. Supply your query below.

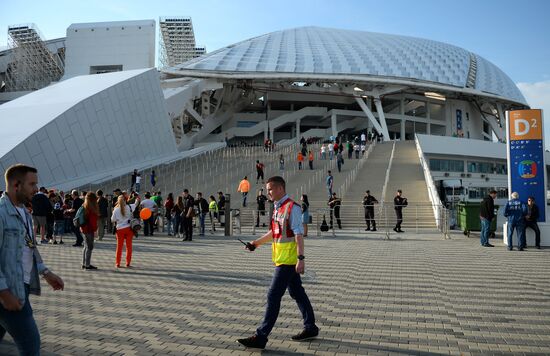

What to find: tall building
left=159, top=17, right=206, bottom=68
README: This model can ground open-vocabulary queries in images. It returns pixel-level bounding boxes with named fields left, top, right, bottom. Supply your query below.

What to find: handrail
left=380, top=140, right=396, bottom=204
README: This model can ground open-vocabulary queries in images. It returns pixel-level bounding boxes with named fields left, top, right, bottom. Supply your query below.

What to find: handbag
left=308, top=215, right=313, bottom=224
left=320, top=214, right=329, bottom=232
left=128, top=205, right=142, bottom=233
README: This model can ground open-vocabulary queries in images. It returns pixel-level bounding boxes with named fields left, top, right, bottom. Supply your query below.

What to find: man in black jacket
left=479, top=190, right=497, bottom=247
left=363, top=190, right=378, bottom=231
left=96, top=190, right=108, bottom=241
left=195, top=192, right=209, bottom=236
left=525, top=196, right=541, bottom=249
left=70, top=190, right=84, bottom=247
left=182, top=189, right=195, bottom=241
left=32, top=187, right=52, bottom=243
left=393, top=190, right=408, bottom=233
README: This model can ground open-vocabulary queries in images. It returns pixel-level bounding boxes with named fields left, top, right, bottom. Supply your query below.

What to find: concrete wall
left=0, top=69, right=177, bottom=190
left=64, top=20, right=155, bottom=79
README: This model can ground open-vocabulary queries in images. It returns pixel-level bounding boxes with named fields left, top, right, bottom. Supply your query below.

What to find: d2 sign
left=509, top=109, right=543, bottom=140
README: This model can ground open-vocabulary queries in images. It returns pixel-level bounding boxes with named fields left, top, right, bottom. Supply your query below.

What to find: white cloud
left=517, top=80, right=550, bottom=150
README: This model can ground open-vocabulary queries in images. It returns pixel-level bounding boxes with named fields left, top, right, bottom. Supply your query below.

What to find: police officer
left=504, top=192, right=527, bottom=251
left=237, top=176, right=319, bottom=350
left=363, top=190, right=378, bottom=231
left=393, top=189, right=407, bottom=233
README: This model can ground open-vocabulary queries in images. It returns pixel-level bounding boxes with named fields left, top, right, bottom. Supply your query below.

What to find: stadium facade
left=0, top=25, right=547, bottom=211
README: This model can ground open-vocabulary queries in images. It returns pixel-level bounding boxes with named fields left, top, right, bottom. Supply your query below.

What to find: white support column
left=264, top=122, right=268, bottom=140
left=400, top=119, right=406, bottom=141
left=485, top=116, right=504, bottom=142
left=331, top=111, right=338, bottom=138
left=296, top=118, right=301, bottom=141
left=355, top=97, right=389, bottom=141
left=373, top=97, right=390, bottom=141
left=185, top=106, right=205, bottom=125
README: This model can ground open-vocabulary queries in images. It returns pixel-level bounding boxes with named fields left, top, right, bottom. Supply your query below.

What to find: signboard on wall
left=456, top=109, right=463, bottom=137
left=506, top=109, right=546, bottom=222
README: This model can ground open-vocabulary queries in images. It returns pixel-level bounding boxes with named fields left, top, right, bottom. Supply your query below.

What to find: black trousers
left=330, top=208, right=341, bottom=229
left=72, top=224, right=83, bottom=245
left=365, top=208, right=376, bottom=229
left=525, top=220, right=541, bottom=247
left=144, top=216, right=155, bottom=236
left=257, top=171, right=264, bottom=182
left=395, top=208, right=403, bottom=229
left=183, top=217, right=193, bottom=240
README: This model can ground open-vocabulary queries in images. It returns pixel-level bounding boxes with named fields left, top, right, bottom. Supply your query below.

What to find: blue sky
left=2, top=0, right=549, bottom=83
left=2, top=0, right=550, bottom=143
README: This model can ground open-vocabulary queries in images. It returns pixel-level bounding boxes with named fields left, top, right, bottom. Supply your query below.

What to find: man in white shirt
left=139, top=193, right=157, bottom=236
left=328, top=142, right=334, bottom=160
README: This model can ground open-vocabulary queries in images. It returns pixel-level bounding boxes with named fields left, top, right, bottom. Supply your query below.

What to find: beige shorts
left=33, top=215, right=47, bottom=230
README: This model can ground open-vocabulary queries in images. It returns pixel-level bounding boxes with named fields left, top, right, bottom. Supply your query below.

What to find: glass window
left=468, top=187, right=508, bottom=199
left=468, top=161, right=492, bottom=173
left=404, top=99, right=427, bottom=118
left=429, top=159, right=464, bottom=172
left=429, top=103, right=445, bottom=121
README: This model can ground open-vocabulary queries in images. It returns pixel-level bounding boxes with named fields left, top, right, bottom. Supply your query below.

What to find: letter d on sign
left=514, top=119, right=530, bottom=136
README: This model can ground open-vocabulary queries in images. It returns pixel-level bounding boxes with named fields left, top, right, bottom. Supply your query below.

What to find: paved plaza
left=1, top=230, right=550, bottom=356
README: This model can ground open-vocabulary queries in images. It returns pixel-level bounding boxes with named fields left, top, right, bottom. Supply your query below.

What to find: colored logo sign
left=518, top=160, right=537, bottom=179
left=509, top=109, right=542, bottom=141
left=507, top=109, right=546, bottom=222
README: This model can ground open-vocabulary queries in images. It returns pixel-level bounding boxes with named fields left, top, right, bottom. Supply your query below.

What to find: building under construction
left=159, top=17, right=206, bottom=68
left=2, top=24, right=65, bottom=92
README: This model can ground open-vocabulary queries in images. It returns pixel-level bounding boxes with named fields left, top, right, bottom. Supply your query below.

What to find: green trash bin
left=457, top=202, right=498, bottom=237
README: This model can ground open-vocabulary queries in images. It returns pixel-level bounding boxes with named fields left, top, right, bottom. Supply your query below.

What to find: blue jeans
left=327, top=187, right=333, bottom=199
left=0, top=284, right=40, bottom=355
left=199, top=213, right=206, bottom=235
left=165, top=216, right=174, bottom=235
left=480, top=218, right=490, bottom=245
left=242, top=192, right=248, bottom=207
left=256, top=265, right=317, bottom=341
left=508, top=221, right=526, bottom=249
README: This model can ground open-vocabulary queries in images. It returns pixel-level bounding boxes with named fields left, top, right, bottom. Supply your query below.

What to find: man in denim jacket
left=0, top=164, right=64, bottom=355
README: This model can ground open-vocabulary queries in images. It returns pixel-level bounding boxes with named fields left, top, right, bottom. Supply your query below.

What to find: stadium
left=0, top=23, right=548, bottom=238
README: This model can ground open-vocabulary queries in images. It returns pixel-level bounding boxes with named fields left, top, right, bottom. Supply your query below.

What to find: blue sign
left=507, top=110, right=546, bottom=222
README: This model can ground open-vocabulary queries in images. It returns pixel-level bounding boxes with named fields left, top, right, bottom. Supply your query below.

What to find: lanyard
left=9, top=200, right=35, bottom=249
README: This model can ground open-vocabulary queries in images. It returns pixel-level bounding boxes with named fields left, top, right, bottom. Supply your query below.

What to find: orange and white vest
left=271, top=198, right=298, bottom=266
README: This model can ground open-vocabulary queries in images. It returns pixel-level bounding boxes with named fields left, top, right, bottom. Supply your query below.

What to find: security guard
left=363, top=190, right=378, bottom=231
left=237, top=176, right=319, bottom=350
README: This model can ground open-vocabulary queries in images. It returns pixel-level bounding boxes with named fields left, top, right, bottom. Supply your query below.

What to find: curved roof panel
left=170, top=27, right=526, bottom=105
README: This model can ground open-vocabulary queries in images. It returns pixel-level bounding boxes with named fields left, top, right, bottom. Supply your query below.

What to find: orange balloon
left=140, top=208, right=152, bottom=220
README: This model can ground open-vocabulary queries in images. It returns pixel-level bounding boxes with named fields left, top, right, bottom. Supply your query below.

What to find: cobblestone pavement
left=1, top=230, right=550, bottom=355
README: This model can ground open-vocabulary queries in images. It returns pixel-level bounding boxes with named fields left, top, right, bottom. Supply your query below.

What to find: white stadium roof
left=165, top=27, right=526, bottom=105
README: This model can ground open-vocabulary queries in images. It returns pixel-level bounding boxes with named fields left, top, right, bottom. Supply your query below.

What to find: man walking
left=237, top=176, right=250, bottom=207
left=504, top=192, right=527, bottom=251
left=326, top=171, right=334, bottom=199
left=182, top=189, right=195, bottom=241
left=479, top=190, right=497, bottom=247
left=525, top=196, right=541, bottom=249
left=195, top=192, right=209, bottom=236
left=217, top=192, right=226, bottom=225
left=96, top=190, right=108, bottom=240
left=140, top=193, right=158, bottom=236
left=328, top=192, right=342, bottom=229
left=31, top=187, right=51, bottom=243
left=393, top=190, right=407, bottom=233
left=237, top=176, right=319, bottom=350
left=256, top=160, right=265, bottom=184
left=363, top=190, right=378, bottom=231
left=70, top=190, right=84, bottom=246
left=0, top=164, right=64, bottom=355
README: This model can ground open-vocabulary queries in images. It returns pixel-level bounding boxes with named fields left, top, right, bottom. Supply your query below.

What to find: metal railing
left=232, top=201, right=450, bottom=239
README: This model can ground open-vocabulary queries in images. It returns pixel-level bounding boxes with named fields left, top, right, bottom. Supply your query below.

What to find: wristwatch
left=298, top=255, right=305, bottom=261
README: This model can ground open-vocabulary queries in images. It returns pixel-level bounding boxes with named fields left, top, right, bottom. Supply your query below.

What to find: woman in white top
left=111, top=195, right=134, bottom=268
left=320, top=144, right=327, bottom=160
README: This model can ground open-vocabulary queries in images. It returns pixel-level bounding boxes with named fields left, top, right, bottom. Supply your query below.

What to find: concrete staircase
left=383, top=141, right=435, bottom=230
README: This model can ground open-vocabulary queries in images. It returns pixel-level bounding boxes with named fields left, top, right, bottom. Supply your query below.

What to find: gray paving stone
left=1, top=231, right=550, bottom=355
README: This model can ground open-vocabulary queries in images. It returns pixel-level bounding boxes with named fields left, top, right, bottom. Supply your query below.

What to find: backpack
left=320, top=214, right=329, bottom=232
left=73, top=206, right=86, bottom=228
